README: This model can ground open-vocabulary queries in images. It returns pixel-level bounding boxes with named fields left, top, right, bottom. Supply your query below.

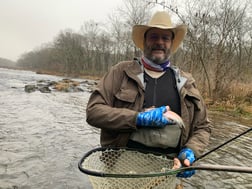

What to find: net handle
left=187, top=164, right=252, bottom=173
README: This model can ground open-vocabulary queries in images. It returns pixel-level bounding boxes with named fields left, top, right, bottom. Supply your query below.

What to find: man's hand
left=175, top=148, right=196, bottom=178
left=163, top=109, right=185, bottom=128
left=136, top=106, right=174, bottom=127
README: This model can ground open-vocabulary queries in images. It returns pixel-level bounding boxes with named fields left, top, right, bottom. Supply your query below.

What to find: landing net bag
left=78, top=147, right=177, bottom=189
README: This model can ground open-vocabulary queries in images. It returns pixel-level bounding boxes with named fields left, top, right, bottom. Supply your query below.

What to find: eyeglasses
left=146, top=34, right=173, bottom=42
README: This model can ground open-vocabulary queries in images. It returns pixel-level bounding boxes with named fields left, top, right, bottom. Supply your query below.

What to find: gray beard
left=149, top=55, right=170, bottom=64
left=143, top=47, right=171, bottom=64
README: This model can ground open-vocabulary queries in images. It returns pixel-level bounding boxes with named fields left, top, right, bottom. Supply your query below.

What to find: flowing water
left=0, top=68, right=251, bottom=189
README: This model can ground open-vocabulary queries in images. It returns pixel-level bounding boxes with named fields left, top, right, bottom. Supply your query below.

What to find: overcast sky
left=0, top=0, right=123, bottom=61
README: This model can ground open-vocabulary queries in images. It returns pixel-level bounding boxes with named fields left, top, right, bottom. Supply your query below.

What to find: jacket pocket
left=114, top=77, right=141, bottom=109
left=115, top=88, right=138, bottom=103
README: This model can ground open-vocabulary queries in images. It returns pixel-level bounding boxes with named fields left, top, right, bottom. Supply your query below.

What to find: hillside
left=0, top=57, right=17, bottom=68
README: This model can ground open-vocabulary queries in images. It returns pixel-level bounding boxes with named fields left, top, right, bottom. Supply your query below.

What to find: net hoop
left=78, top=147, right=178, bottom=178
left=78, top=147, right=177, bottom=189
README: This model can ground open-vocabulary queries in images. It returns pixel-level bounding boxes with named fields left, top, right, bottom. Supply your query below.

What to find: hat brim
left=132, top=24, right=187, bottom=53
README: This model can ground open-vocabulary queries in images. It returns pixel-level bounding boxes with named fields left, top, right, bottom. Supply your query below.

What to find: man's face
left=144, top=28, right=173, bottom=64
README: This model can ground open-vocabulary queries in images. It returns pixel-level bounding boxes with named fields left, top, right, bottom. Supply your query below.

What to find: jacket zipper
left=153, top=78, right=157, bottom=106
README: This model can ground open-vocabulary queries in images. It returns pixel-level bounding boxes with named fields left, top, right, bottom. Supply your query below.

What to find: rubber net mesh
left=81, top=148, right=176, bottom=189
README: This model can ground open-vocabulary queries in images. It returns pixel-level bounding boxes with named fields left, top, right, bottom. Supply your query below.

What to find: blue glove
left=136, top=106, right=172, bottom=128
left=176, top=148, right=196, bottom=178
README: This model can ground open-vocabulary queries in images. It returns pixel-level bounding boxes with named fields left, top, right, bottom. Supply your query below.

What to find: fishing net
left=78, top=147, right=177, bottom=189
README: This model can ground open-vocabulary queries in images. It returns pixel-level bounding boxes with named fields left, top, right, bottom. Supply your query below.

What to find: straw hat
left=132, top=11, right=187, bottom=53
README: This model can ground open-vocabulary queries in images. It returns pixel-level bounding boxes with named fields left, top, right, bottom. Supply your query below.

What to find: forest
left=9, top=0, right=252, bottom=117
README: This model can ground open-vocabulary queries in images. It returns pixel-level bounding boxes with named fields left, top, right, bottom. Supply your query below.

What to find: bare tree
left=149, top=0, right=251, bottom=100
left=16, top=0, right=251, bottom=100
left=108, top=0, right=154, bottom=59
left=53, top=29, right=84, bottom=76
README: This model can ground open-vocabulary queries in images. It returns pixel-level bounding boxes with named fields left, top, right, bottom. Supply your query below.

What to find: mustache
left=151, top=45, right=166, bottom=51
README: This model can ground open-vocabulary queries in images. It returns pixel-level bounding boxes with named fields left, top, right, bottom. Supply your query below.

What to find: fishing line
left=197, top=127, right=252, bottom=161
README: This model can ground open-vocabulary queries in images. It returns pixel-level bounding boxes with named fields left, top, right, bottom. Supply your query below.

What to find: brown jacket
left=86, top=59, right=211, bottom=158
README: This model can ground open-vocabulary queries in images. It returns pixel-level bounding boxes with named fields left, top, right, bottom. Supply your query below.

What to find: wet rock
left=53, top=79, right=80, bottom=92
left=24, top=78, right=97, bottom=93
left=38, top=86, right=51, bottom=93
left=25, top=85, right=37, bottom=93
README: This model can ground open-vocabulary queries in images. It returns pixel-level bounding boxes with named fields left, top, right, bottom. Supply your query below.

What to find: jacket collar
left=170, top=66, right=187, bottom=91
left=124, top=58, right=189, bottom=92
left=124, top=58, right=145, bottom=90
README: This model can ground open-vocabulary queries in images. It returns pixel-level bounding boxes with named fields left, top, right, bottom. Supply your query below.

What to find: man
left=86, top=11, right=211, bottom=178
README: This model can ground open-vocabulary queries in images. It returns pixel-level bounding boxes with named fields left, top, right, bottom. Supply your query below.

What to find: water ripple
left=0, top=68, right=251, bottom=189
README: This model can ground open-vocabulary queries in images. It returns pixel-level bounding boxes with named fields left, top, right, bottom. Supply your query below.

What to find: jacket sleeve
left=183, top=83, right=212, bottom=158
left=86, top=65, right=138, bottom=132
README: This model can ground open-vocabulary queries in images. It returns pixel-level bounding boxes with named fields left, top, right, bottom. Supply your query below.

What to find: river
left=0, top=68, right=251, bottom=189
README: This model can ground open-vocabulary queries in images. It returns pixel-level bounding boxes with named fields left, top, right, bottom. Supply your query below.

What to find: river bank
left=3, top=67, right=252, bottom=120
left=36, top=71, right=252, bottom=121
